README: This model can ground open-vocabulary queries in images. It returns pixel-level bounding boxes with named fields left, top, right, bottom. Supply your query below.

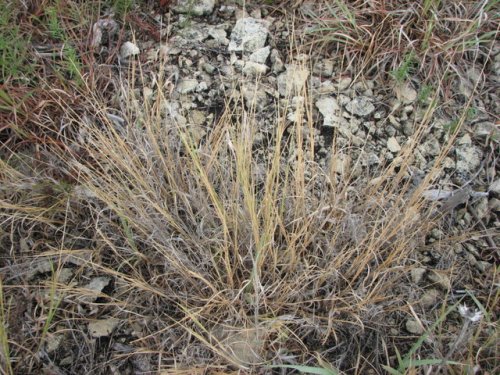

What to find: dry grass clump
left=1, top=59, right=496, bottom=374
left=0, top=1, right=498, bottom=374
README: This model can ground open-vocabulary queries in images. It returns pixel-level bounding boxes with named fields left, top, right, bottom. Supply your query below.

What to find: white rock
left=176, top=25, right=209, bottom=44
left=241, top=84, right=268, bottom=111
left=45, top=334, right=63, bottom=353
left=228, top=18, right=269, bottom=53
left=337, top=76, right=352, bottom=91
left=120, top=41, right=140, bottom=59
left=177, top=79, right=198, bottom=94
left=88, top=318, right=120, bottom=338
left=456, top=145, right=482, bottom=174
left=406, top=319, right=424, bottom=334
left=345, top=96, right=375, bottom=117
left=428, top=270, right=451, bottom=290
left=84, top=277, right=110, bottom=293
left=458, top=133, right=472, bottom=145
left=489, top=198, right=500, bottom=211
left=312, top=59, right=334, bottom=77
left=277, top=64, right=309, bottom=97
left=249, top=46, right=270, bottom=64
left=422, top=135, right=440, bottom=157
left=270, top=49, right=284, bottom=73
left=315, top=97, right=342, bottom=127
left=474, top=121, right=499, bottom=139
left=411, top=268, right=426, bottom=284
left=82, top=277, right=111, bottom=303
left=243, top=61, right=269, bottom=76
left=387, top=137, right=401, bottom=153
left=174, top=0, right=215, bottom=16
left=189, top=110, right=206, bottom=125
left=365, top=152, right=380, bottom=166
left=490, top=179, right=500, bottom=194
left=395, top=83, right=417, bottom=104
left=422, top=189, right=453, bottom=201
left=196, top=81, right=208, bottom=92
left=57, top=268, right=73, bottom=284
left=317, top=80, right=336, bottom=95
left=207, top=26, right=229, bottom=45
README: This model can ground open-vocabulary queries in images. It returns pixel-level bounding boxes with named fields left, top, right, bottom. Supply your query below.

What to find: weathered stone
left=411, top=268, right=426, bottom=284
left=177, top=79, right=198, bottom=94
left=243, top=61, right=269, bottom=76
left=176, top=25, right=210, bottom=44
left=489, top=179, right=500, bottom=195
left=88, top=318, right=120, bottom=338
left=241, top=84, right=268, bottom=110
left=387, top=137, right=401, bottom=153
left=406, top=319, right=424, bottom=334
left=337, top=76, right=352, bottom=91
left=174, top=0, right=215, bottom=16
left=395, top=83, right=417, bottom=104
left=475, top=197, right=489, bottom=219
left=270, top=49, right=285, bottom=73
left=120, top=41, right=139, bottom=59
left=458, top=133, right=472, bottom=145
left=345, top=96, right=375, bottom=117
left=202, top=62, right=215, bottom=74
left=473, top=121, right=499, bottom=139
left=422, top=135, right=440, bottom=157
left=312, top=59, right=334, bottom=77
left=228, top=18, right=269, bottom=53
left=207, top=26, right=229, bottom=45
left=456, top=145, right=482, bottom=174
left=249, top=46, right=270, bottom=64
left=277, top=65, right=309, bottom=97
left=428, top=270, right=451, bottom=290
left=315, top=97, right=342, bottom=127
left=189, top=110, right=206, bottom=125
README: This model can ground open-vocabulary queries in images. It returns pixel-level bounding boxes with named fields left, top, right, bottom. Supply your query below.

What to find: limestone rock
left=228, top=18, right=269, bottom=53
left=249, top=46, right=270, bottom=64
left=428, top=270, right=451, bottom=290
left=242, top=84, right=268, bottom=111
left=315, top=97, right=342, bottom=127
left=177, top=79, right=198, bottom=94
left=395, top=83, right=417, bottom=104
left=387, top=137, right=401, bottom=153
left=456, top=145, right=482, bottom=174
left=174, top=0, right=215, bottom=16
left=88, top=318, right=120, bottom=338
left=406, top=319, right=424, bottom=334
left=490, top=179, right=500, bottom=195
left=120, top=41, right=139, bottom=59
left=411, top=268, right=426, bottom=284
left=277, top=65, right=309, bottom=97
left=345, top=96, right=375, bottom=117
left=243, top=61, right=269, bottom=76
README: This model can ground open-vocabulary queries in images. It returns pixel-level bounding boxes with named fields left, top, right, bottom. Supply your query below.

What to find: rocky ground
left=0, top=0, right=498, bottom=374
left=108, top=0, right=499, bottom=266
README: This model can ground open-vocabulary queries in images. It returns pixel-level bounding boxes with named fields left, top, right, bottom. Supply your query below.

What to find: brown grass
left=0, top=1, right=498, bottom=374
